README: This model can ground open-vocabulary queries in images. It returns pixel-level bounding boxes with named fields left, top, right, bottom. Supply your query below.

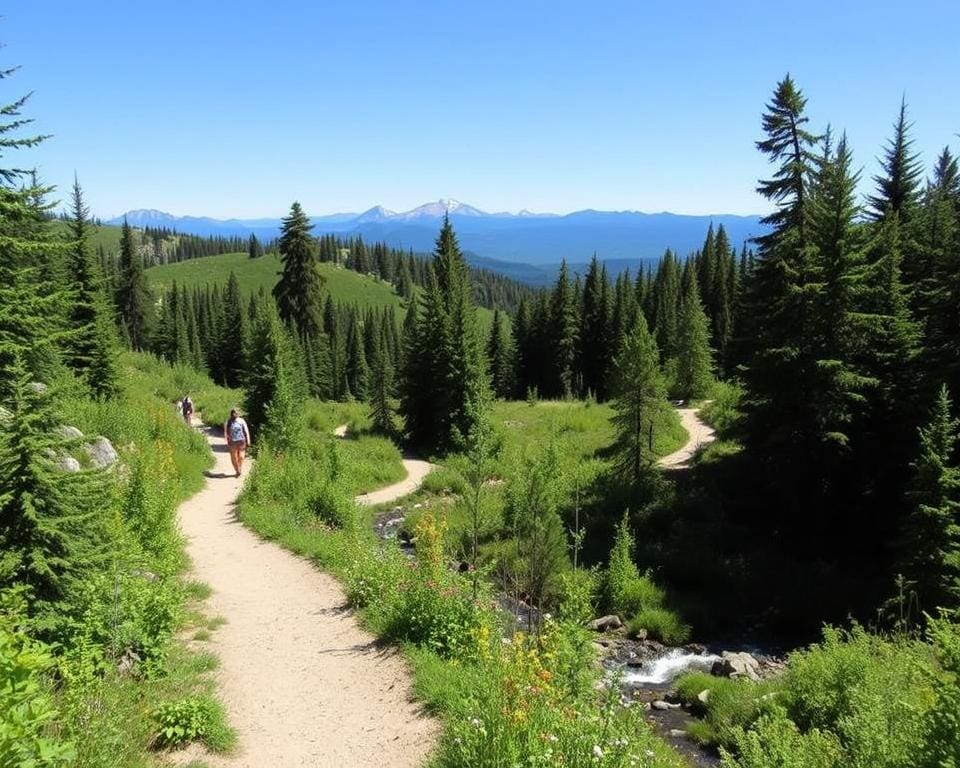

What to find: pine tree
left=0, top=357, right=108, bottom=607
left=114, top=219, right=152, bottom=351
left=369, top=339, right=396, bottom=436
left=487, top=309, right=513, bottom=399
left=549, top=261, right=579, bottom=398
left=739, top=75, right=820, bottom=463
left=919, top=148, right=960, bottom=399
left=220, top=272, right=249, bottom=387
left=504, top=443, right=569, bottom=617
left=710, top=225, right=735, bottom=365
left=344, top=313, right=368, bottom=401
left=867, top=99, right=923, bottom=224
left=273, top=202, right=324, bottom=340
left=901, top=385, right=960, bottom=612
left=65, top=178, right=120, bottom=398
left=248, top=233, right=264, bottom=259
left=579, top=255, right=611, bottom=400
left=610, top=314, right=665, bottom=489
left=675, top=267, right=714, bottom=400
left=399, top=217, right=487, bottom=451
left=244, top=302, right=299, bottom=436
left=652, top=250, right=681, bottom=362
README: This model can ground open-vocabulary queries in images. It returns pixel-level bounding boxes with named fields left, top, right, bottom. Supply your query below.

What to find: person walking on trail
left=224, top=409, right=252, bottom=478
left=181, top=395, right=194, bottom=424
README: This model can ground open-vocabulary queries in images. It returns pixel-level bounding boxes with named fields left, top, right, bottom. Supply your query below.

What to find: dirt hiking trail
left=177, top=423, right=438, bottom=767
left=659, top=406, right=716, bottom=469
left=334, top=424, right=435, bottom=507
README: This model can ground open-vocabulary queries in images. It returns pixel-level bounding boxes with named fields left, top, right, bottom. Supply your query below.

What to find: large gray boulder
left=711, top=651, right=761, bottom=681
left=84, top=436, right=119, bottom=468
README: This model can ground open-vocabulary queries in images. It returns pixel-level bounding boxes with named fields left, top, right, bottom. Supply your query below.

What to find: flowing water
left=620, top=648, right=722, bottom=685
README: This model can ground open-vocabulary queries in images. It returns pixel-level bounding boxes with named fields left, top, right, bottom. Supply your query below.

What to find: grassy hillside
left=147, top=251, right=405, bottom=310
left=146, top=250, right=504, bottom=334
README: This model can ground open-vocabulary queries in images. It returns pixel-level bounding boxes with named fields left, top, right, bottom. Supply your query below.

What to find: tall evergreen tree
left=867, top=99, right=923, bottom=224
left=675, top=267, right=714, bottom=400
left=901, top=385, right=960, bottom=612
left=739, top=75, right=820, bottom=464
left=248, top=233, right=264, bottom=259
left=273, top=201, right=324, bottom=340
left=65, top=178, right=120, bottom=398
left=114, top=219, right=152, bottom=351
left=487, top=309, right=513, bottom=399
left=652, top=250, right=681, bottom=362
left=579, top=255, right=611, bottom=400
left=399, top=217, right=486, bottom=451
left=610, top=314, right=665, bottom=489
left=219, top=272, right=249, bottom=387
left=369, top=338, right=396, bottom=437
left=549, top=260, right=578, bottom=397
left=344, top=312, right=368, bottom=401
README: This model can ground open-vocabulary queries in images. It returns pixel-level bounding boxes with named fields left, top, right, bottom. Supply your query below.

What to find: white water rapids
left=620, top=649, right=721, bottom=685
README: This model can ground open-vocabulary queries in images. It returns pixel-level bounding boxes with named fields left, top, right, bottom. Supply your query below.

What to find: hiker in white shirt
left=223, top=408, right=252, bottom=477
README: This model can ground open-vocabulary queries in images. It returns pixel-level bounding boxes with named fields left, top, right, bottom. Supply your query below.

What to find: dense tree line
left=728, top=78, right=960, bottom=619
left=511, top=236, right=731, bottom=402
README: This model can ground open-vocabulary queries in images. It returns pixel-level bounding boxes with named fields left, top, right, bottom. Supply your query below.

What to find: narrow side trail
left=334, top=425, right=435, bottom=507
left=658, top=406, right=716, bottom=469
left=177, top=424, right=438, bottom=768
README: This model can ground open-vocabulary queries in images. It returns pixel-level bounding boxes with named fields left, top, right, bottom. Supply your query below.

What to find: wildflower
left=593, top=745, right=604, bottom=759
left=644, top=750, right=654, bottom=759
left=470, top=717, right=481, bottom=727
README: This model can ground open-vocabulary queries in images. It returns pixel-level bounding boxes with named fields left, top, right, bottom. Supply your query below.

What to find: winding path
left=334, top=425, right=436, bottom=507
left=176, top=424, right=438, bottom=768
left=658, top=406, right=716, bottom=469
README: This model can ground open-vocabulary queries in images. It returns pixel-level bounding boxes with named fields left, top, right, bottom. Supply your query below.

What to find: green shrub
left=700, top=380, right=743, bottom=433
left=626, top=608, right=690, bottom=644
left=918, top=615, right=960, bottom=766
left=721, top=709, right=843, bottom=768
left=305, top=480, right=355, bottom=530
left=617, top=576, right=665, bottom=618
left=675, top=672, right=781, bottom=749
left=153, top=695, right=233, bottom=751
left=781, top=625, right=930, bottom=768
left=381, top=574, right=486, bottom=657
left=557, top=569, right=599, bottom=625
left=0, top=597, right=75, bottom=768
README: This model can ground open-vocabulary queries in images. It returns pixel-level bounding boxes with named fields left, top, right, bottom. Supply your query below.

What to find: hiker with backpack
left=181, top=395, right=194, bottom=424
left=224, top=408, right=252, bottom=478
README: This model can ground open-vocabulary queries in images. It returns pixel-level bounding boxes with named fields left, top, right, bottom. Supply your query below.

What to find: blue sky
left=4, top=0, right=959, bottom=218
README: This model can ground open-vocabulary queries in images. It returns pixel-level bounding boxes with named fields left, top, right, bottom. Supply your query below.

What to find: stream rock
left=589, top=615, right=623, bottom=632
left=711, top=650, right=761, bottom=681
left=651, top=700, right=681, bottom=711
left=84, top=436, right=118, bottom=468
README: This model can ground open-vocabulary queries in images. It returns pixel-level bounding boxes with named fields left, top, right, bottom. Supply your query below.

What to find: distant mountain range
left=109, top=199, right=767, bottom=285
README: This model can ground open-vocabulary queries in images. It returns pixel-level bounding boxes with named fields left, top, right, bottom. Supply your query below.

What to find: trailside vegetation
left=1, top=58, right=236, bottom=765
